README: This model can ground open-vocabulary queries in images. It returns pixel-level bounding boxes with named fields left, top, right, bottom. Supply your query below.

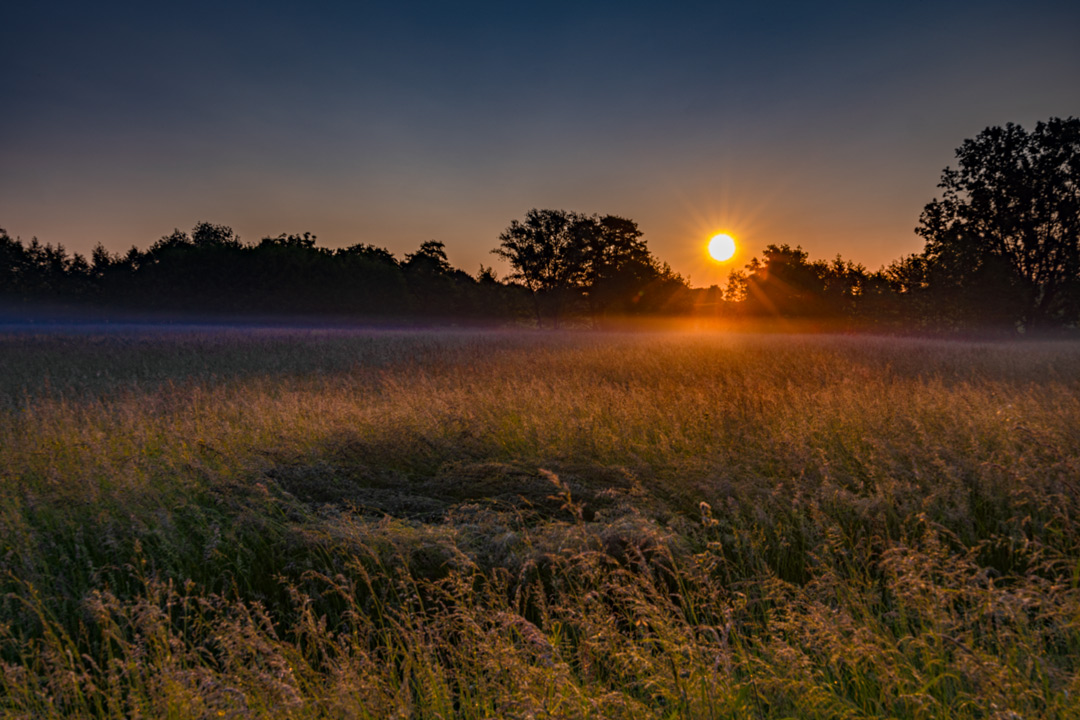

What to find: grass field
left=2, top=327, right=1080, bottom=718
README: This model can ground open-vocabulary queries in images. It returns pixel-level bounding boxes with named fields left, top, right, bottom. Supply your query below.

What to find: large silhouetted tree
left=724, top=245, right=869, bottom=321
left=740, top=245, right=862, bottom=317
left=581, top=215, right=654, bottom=316
left=494, top=209, right=588, bottom=327
left=494, top=209, right=687, bottom=326
left=742, top=244, right=820, bottom=316
left=403, top=240, right=460, bottom=315
left=916, top=117, right=1080, bottom=328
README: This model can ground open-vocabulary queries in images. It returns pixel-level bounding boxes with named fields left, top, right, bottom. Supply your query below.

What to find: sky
left=3, top=1, right=1079, bottom=288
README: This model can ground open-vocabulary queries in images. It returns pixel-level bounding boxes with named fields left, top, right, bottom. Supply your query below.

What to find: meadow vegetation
left=2, top=327, right=1079, bottom=718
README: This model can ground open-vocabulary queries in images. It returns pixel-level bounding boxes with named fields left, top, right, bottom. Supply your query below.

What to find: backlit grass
left=2, top=327, right=1079, bottom=717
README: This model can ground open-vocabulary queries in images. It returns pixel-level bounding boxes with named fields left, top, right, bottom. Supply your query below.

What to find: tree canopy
left=494, top=209, right=688, bottom=326
left=720, top=244, right=867, bottom=319
left=0, top=224, right=523, bottom=323
left=916, top=117, right=1080, bottom=328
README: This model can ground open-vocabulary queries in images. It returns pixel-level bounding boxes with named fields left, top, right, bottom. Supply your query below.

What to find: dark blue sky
left=3, top=1, right=1078, bottom=286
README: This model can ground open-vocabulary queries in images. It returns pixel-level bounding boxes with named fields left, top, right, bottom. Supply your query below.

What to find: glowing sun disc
left=708, top=233, right=737, bottom=262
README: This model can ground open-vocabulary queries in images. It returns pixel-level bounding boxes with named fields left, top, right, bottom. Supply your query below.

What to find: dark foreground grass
left=2, top=327, right=1080, bottom=718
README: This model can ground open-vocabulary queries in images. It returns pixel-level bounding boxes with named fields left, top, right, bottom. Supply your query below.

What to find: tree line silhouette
left=3, top=117, right=1077, bottom=331
left=0, top=225, right=526, bottom=323
left=0, top=216, right=696, bottom=326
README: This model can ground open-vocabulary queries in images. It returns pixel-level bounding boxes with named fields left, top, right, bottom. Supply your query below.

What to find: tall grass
left=1, top=327, right=1079, bottom=717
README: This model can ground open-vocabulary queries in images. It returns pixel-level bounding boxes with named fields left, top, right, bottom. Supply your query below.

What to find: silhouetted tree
left=734, top=244, right=869, bottom=320
left=723, top=269, right=748, bottom=303
left=632, top=262, right=694, bottom=315
left=403, top=240, right=458, bottom=315
left=248, top=232, right=329, bottom=312
left=916, top=117, right=1080, bottom=329
left=336, top=243, right=396, bottom=265
left=494, top=209, right=687, bottom=326
left=742, top=244, right=823, bottom=316
left=148, top=228, right=195, bottom=255
left=404, top=240, right=452, bottom=275
left=816, top=255, right=867, bottom=317
left=581, top=215, right=655, bottom=317
left=327, top=243, right=408, bottom=315
left=0, top=214, right=681, bottom=326
left=259, top=232, right=318, bottom=250
left=138, top=223, right=249, bottom=311
left=191, top=221, right=242, bottom=249
left=494, top=209, right=588, bottom=327
left=0, top=231, right=93, bottom=301
left=0, top=229, right=28, bottom=296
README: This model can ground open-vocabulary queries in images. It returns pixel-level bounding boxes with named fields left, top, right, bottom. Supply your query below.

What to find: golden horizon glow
left=708, top=233, right=737, bottom=262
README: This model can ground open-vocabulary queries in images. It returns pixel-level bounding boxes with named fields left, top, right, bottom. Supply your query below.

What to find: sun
left=708, top=233, right=737, bottom=262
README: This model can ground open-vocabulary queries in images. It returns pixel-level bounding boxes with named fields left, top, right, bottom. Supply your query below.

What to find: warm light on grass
left=2, top=329, right=1079, bottom=718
